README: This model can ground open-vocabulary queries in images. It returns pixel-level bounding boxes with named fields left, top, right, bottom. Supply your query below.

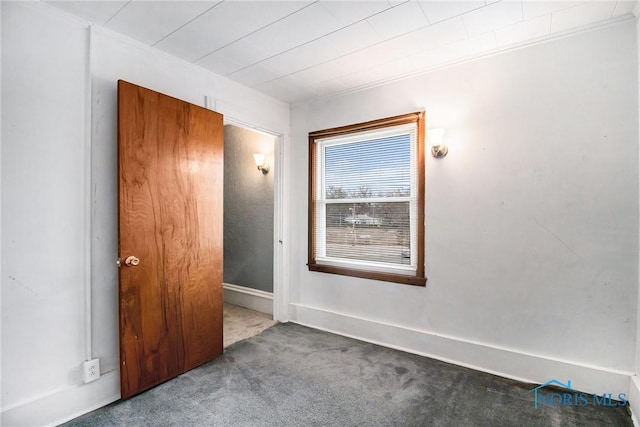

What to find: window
left=308, top=112, right=426, bottom=286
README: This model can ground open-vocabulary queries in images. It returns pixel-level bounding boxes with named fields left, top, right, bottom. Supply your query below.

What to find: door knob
left=124, top=256, right=140, bottom=267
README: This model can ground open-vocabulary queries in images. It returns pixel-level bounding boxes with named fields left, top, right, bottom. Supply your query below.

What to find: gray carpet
left=63, top=323, right=633, bottom=426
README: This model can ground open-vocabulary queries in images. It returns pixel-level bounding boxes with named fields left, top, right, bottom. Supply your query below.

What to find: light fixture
left=428, top=128, right=447, bottom=158
left=253, top=153, right=270, bottom=174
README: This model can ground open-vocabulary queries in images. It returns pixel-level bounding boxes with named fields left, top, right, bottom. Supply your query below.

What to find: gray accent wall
left=223, top=125, right=275, bottom=293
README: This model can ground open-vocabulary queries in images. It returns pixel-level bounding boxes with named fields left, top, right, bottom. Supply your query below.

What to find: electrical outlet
left=83, top=359, right=100, bottom=383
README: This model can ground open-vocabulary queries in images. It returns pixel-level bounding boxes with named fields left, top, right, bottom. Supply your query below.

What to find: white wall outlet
left=82, top=359, right=100, bottom=383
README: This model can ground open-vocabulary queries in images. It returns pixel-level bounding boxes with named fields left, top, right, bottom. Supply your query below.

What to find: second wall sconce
left=428, top=128, right=447, bottom=158
left=253, top=153, right=270, bottom=174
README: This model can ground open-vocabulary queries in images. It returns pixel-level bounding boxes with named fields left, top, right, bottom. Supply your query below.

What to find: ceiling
left=46, top=0, right=638, bottom=104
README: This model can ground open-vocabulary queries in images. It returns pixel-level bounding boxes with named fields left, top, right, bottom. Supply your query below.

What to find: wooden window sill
left=308, top=263, right=427, bottom=287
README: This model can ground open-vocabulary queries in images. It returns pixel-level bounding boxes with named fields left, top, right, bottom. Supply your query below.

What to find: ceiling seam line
left=611, top=0, right=620, bottom=18
left=235, top=2, right=503, bottom=86
left=416, top=2, right=432, bottom=25
left=102, top=1, right=131, bottom=27
left=193, top=1, right=320, bottom=63
left=460, top=16, right=470, bottom=38
left=243, top=11, right=472, bottom=88
left=205, top=0, right=409, bottom=75
left=152, top=1, right=226, bottom=47
left=248, top=25, right=435, bottom=88
left=228, top=6, right=445, bottom=80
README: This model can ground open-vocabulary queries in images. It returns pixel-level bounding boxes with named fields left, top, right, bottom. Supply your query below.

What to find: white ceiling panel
left=551, top=1, right=617, bottom=33
left=298, top=77, right=354, bottom=101
left=462, top=0, right=524, bottom=36
left=104, top=1, right=220, bottom=46
left=254, top=21, right=381, bottom=77
left=414, top=31, right=497, bottom=68
left=327, top=65, right=396, bottom=91
left=318, top=50, right=439, bottom=97
left=46, top=0, right=638, bottom=104
left=45, top=1, right=128, bottom=26
left=418, top=1, right=486, bottom=24
left=197, top=50, right=247, bottom=77
left=366, top=1, right=430, bottom=39
left=387, top=0, right=411, bottom=6
left=316, top=77, right=355, bottom=94
left=283, top=34, right=421, bottom=89
left=406, top=31, right=496, bottom=74
left=522, top=1, right=582, bottom=20
left=329, top=53, right=431, bottom=92
left=154, top=1, right=313, bottom=61
left=385, top=50, right=444, bottom=74
left=409, top=16, right=468, bottom=50
left=254, top=77, right=317, bottom=102
left=197, top=2, right=343, bottom=73
left=285, top=58, right=359, bottom=88
left=494, top=14, right=551, bottom=47
left=329, top=34, right=422, bottom=75
left=319, top=0, right=393, bottom=26
left=227, top=64, right=282, bottom=88
left=613, top=0, right=638, bottom=17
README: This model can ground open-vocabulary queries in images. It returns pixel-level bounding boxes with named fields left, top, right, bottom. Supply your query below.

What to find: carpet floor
left=63, top=323, right=633, bottom=426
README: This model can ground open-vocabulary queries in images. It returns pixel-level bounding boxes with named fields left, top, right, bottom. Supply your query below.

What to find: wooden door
left=117, top=80, right=224, bottom=399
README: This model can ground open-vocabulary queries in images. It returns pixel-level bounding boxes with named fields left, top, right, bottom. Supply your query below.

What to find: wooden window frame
left=308, top=112, right=426, bottom=286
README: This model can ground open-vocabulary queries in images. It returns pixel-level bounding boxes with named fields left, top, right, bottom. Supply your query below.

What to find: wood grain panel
left=118, top=80, right=223, bottom=399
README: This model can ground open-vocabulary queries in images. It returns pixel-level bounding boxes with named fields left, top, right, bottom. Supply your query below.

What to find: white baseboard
left=1, top=370, right=120, bottom=427
left=290, top=303, right=632, bottom=397
left=223, top=283, right=273, bottom=315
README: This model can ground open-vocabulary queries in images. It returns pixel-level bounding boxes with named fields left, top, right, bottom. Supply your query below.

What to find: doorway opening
left=222, top=122, right=280, bottom=347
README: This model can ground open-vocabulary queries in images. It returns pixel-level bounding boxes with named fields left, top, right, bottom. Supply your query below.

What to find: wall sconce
left=253, top=153, right=270, bottom=174
left=428, top=128, right=447, bottom=158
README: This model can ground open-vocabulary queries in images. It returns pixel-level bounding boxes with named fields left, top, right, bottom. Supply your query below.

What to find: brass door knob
left=124, top=256, right=140, bottom=267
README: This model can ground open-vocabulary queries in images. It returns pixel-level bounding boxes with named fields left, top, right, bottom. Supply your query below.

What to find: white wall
left=632, top=11, right=640, bottom=423
left=223, top=125, right=275, bottom=293
left=2, top=1, right=89, bottom=419
left=637, top=7, right=640, bottom=380
left=1, top=0, right=4, bottom=409
left=290, top=20, right=639, bottom=397
left=1, top=2, right=290, bottom=425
